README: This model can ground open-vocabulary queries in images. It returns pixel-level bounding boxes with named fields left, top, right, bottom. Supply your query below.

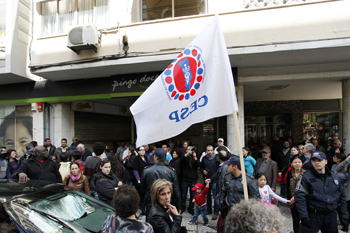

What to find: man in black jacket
left=77, top=143, right=92, bottom=162
left=200, top=144, right=219, bottom=219
left=141, top=148, right=181, bottom=220
left=44, top=138, right=56, bottom=157
left=219, top=156, right=260, bottom=233
left=181, top=146, right=200, bottom=215
left=14, top=146, right=62, bottom=183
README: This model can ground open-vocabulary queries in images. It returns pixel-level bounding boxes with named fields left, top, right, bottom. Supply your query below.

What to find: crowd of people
left=1, top=135, right=350, bottom=232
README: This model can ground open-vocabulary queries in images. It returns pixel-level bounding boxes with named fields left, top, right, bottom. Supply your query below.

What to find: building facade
left=0, top=0, right=349, bottom=155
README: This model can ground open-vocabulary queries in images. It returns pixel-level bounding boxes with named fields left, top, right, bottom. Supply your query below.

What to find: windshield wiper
left=31, top=208, right=74, bottom=231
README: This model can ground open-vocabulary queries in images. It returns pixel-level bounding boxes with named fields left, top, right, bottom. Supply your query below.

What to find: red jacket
left=193, top=185, right=209, bottom=207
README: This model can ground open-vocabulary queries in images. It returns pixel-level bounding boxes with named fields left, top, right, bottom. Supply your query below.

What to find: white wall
left=31, top=0, right=350, bottom=67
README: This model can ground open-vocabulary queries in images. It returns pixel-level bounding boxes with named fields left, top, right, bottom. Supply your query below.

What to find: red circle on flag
left=167, top=64, right=173, bottom=69
left=192, top=49, right=197, bottom=57
left=179, top=95, right=184, bottom=101
left=171, top=91, right=177, bottom=97
left=190, top=89, right=196, bottom=96
left=198, top=61, right=201, bottom=67
left=178, top=53, right=183, bottom=58
left=165, top=76, right=172, bottom=84
left=197, top=76, right=203, bottom=82
left=173, top=57, right=197, bottom=93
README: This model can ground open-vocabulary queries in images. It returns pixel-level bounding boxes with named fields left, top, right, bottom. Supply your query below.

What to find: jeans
left=206, top=182, right=219, bottom=215
left=90, top=190, right=99, bottom=200
left=280, top=183, right=287, bottom=197
left=191, top=205, right=208, bottom=224
left=181, top=180, right=196, bottom=211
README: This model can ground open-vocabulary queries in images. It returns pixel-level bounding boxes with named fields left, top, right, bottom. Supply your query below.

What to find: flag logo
left=162, top=46, right=205, bottom=101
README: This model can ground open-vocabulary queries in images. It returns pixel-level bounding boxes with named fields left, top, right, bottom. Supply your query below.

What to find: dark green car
left=0, top=179, right=114, bottom=233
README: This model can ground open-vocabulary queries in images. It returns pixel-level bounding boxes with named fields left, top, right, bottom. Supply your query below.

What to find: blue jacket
left=295, top=166, right=349, bottom=221
left=238, top=154, right=256, bottom=175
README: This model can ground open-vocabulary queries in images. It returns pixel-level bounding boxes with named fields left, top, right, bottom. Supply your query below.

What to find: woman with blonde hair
left=148, top=179, right=184, bottom=233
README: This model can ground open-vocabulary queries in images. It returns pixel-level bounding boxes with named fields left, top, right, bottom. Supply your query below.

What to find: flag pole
left=233, top=111, right=248, bottom=201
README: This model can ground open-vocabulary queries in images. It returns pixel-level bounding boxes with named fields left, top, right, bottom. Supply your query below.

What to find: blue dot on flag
left=164, top=70, right=171, bottom=75
left=197, top=54, right=201, bottom=61
left=174, top=94, right=179, bottom=100
left=185, top=93, right=190, bottom=100
left=184, top=49, right=191, bottom=55
left=172, top=59, right=177, bottom=63
left=197, top=68, right=203, bottom=75
left=169, top=85, right=174, bottom=92
left=194, top=83, right=200, bottom=90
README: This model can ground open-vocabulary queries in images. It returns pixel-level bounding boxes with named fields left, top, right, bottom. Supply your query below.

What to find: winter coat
left=101, top=215, right=153, bottom=233
left=148, top=204, right=182, bottom=233
left=63, top=173, right=91, bottom=195
left=181, top=155, right=200, bottom=182
left=95, top=171, right=120, bottom=206
left=124, top=153, right=136, bottom=184
left=169, top=156, right=184, bottom=182
left=13, top=156, right=62, bottom=183
left=141, top=163, right=181, bottom=214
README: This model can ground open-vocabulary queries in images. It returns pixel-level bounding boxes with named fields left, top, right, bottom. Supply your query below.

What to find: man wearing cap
left=253, top=148, right=278, bottom=192
left=214, top=138, right=230, bottom=155
left=295, top=151, right=349, bottom=232
left=218, top=156, right=260, bottom=233
left=141, top=148, right=181, bottom=220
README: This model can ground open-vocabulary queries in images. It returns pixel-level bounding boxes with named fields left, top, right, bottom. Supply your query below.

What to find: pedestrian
left=169, top=148, right=184, bottom=184
left=148, top=179, right=183, bottom=233
left=58, top=152, right=71, bottom=179
left=253, top=149, right=278, bottom=192
left=302, top=143, right=316, bottom=170
left=101, top=185, right=154, bottom=233
left=277, top=141, right=291, bottom=198
left=189, top=180, right=210, bottom=226
left=141, top=148, right=181, bottom=220
left=218, top=156, right=260, bottom=233
left=123, top=146, right=136, bottom=186
left=63, top=162, right=90, bottom=195
left=77, top=143, right=92, bottom=162
left=18, top=143, right=34, bottom=167
left=54, top=138, right=71, bottom=163
left=108, top=155, right=125, bottom=182
left=161, top=143, right=172, bottom=163
left=181, top=146, right=199, bottom=215
left=214, top=138, right=230, bottom=155
left=84, top=142, right=104, bottom=199
left=0, top=148, right=8, bottom=179
left=14, top=146, right=62, bottom=183
left=224, top=199, right=284, bottom=233
left=286, top=155, right=306, bottom=233
left=71, top=150, right=84, bottom=174
left=336, top=153, right=350, bottom=218
left=200, top=144, right=219, bottom=220
left=240, top=147, right=256, bottom=176
left=133, top=146, right=149, bottom=216
left=44, top=138, right=56, bottom=157
left=94, top=159, right=123, bottom=206
left=331, top=153, right=348, bottom=184
left=255, top=173, right=289, bottom=205
left=6, top=149, right=19, bottom=179
left=295, top=151, right=349, bottom=232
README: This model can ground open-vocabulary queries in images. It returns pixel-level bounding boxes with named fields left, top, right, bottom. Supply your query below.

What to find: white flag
left=130, top=14, right=238, bottom=147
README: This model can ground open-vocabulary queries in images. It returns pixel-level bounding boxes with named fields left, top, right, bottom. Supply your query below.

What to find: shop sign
left=111, top=72, right=161, bottom=93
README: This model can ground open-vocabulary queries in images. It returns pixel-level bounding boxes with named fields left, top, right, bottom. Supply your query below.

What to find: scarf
left=70, top=171, right=81, bottom=182
left=290, top=169, right=305, bottom=197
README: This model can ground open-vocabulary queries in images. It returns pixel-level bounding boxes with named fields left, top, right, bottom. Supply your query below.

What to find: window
left=142, top=0, right=206, bottom=21
left=0, top=0, right=6, bottom=49
left=39, top=0, right=110, bottom=37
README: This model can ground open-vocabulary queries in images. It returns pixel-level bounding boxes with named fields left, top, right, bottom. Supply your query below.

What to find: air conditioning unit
left=67, top=24, right=99, bottom=54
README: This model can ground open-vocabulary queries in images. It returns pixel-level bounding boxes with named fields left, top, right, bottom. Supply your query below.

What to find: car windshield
left=10, top=190, right=114, bottom=233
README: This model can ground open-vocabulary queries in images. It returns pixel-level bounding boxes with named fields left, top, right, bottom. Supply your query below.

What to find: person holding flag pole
left=130, top=12, right=253, bottom=227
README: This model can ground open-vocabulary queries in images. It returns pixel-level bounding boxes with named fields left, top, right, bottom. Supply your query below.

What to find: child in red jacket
left=189, top=179, right=210, bottom=226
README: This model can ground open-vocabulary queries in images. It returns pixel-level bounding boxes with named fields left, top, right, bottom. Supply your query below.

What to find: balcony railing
left=243, top=0, right=323, bottom=9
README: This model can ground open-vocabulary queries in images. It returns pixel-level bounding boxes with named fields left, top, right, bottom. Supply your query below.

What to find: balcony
left=243, top=0, right=327, bottom=9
